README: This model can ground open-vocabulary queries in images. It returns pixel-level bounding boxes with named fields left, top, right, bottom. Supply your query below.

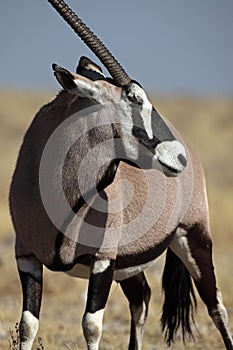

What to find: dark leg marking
left=17, top=255, right=43, bottom=350
left=120, top=272, right=151, bottom=350
left=82, top=259, right=115, bottom=350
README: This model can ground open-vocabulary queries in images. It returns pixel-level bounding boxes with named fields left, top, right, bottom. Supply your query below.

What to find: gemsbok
left=9, top=1, right=233, bottom=349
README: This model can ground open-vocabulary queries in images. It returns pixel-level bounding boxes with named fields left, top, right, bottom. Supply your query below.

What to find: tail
left=161, top=248, right=197, bottom=346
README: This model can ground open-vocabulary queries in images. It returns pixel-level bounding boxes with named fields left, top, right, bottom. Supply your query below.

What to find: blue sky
left=1, top=0, right=233, bottom=95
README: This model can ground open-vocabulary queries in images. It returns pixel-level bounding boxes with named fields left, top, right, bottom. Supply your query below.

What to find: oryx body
left=9, top=1, right=233, bottom=349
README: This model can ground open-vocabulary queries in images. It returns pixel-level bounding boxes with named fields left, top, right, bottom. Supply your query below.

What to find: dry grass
left=0, top=90, right=232, bottom=349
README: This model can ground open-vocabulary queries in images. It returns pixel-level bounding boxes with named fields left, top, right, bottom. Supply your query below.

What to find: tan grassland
left=0, top=90, right=232, bottom=349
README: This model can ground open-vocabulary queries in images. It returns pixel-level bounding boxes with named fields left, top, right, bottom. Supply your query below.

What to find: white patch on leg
left=20, top=311, right=39, bottom=350
left=131, top=302, right=147, bottom=349
left=211, top=291, right=230, bottom=328
left=82, top=309, right=104, bottom=350
left=92, top=260, right=110, bottom=275
left=170, top=227, right=201, bottom=280
left=216, top=291, right=229, bottom=321
left=17, top=256, right=42, bottom=281
left=126, top=83, right=153, bottom=139
left=209, top=291, right=233, bottom=346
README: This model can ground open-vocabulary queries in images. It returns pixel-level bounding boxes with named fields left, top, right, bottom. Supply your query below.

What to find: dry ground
left=0, top=90, right=232, bottom=349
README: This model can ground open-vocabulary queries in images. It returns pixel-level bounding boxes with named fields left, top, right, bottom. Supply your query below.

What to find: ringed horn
left=47, top=0, right=132, bottom=86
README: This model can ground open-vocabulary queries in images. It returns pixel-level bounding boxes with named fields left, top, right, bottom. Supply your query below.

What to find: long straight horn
left=47, top=0, right=131, bottom=86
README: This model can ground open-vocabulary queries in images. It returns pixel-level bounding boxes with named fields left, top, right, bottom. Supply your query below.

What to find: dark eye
left=128, top=93, right=143, bottom=105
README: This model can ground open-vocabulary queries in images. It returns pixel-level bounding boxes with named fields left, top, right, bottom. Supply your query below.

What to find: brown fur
left=10, top=88, right=207, bottom=267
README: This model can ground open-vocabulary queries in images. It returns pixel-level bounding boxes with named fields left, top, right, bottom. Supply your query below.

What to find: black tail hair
left=161, top=248, right=197, bottom=346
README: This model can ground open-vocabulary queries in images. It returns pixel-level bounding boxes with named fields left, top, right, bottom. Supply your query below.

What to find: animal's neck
left=62, top=117, right=117, bottom=210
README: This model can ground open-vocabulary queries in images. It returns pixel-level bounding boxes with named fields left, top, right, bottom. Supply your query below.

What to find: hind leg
left=17, top=255, right=43, bottom=350
left=120, top=272, right=151, bottom=350
left=170, top=225, right=233, bottom=349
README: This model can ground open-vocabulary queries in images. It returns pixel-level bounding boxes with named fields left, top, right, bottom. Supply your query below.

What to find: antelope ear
left=52, top=64, right=77, bottom=90
left=52, top=63, right=105, bottom=102
left=76, top=56, right=106, bottom=81
left=77, top=56, right=103, bottom=74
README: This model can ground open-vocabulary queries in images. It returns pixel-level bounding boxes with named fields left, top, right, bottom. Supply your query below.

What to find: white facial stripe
left=122, top=123, right=139, bottom=160
left=92, top=260, right=110, bottom=275
left=127, top=83, right=153, bottom=139
left=141, top=100, right=153, bottom=139
left=20, top=311, right=39, bottom=349
left=17, top=257, right=42, bottom=281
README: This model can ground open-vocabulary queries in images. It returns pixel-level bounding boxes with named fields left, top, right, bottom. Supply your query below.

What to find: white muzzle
left=154, top=140, right=187, bottom=176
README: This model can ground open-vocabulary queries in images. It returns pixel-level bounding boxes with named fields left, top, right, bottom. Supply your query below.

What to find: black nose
left=178, top=153, right=187, bottom=167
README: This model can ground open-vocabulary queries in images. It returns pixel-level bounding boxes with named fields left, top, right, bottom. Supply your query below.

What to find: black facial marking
left=128, top=99, right=175, bottom=155
left=151, top=107, right=175, bottom=143
left=130, top=104, right=157, bottom=152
